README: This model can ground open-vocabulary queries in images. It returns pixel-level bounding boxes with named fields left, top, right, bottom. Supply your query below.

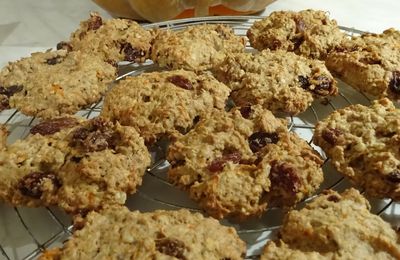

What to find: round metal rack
left=0, top=16, right=399, bottom=260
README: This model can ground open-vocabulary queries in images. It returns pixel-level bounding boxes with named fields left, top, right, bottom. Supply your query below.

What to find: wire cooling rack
left=0, top=16, right=399, bottom=260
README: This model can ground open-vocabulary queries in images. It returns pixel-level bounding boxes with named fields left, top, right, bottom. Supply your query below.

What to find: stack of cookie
left=0, top=9, right=400, bottom=259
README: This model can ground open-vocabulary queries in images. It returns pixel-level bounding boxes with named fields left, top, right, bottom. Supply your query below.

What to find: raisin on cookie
left=0, top=49, right=116, bottom=119
left=40, top=206, right=246, bottom=260
left=101, top=70, right=230, bottom=144
left=247, top=9, right=346, bottom=60
left=167, top=105, right=323, bottom=220
left=261, top=189, right=400, bottom=259
left=59, top=12, right=153, bottom=63
left=0, top=117, right=150, bottom=213
left=151, top=24, right=246, bottom=71
left=314, top=98, right=400, bottom=200
left=326, top=28, right=400, bottom=101
left=214, top=49, right=337, bottom=115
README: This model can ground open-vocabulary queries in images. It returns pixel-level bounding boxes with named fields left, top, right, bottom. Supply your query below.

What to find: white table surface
left=0, top=0, right=399, bottom=67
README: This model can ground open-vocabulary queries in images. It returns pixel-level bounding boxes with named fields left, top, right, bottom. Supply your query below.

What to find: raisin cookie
left=326, top=28, right=400, bottom=101
left=214, top=49, right=337, bottom=115
left=167, top=105, right=323, bottom=220
left=314, top=98, right=400, bottom=200
left=58, top=12, right=153, bottom=63
left=101, top=70, right=230, bottom=144
left=40, top=206, right=246, bottom=260
left=151, top=24, right=246, bottom=71
left=247, top=9, right=346, bottom=60
left=261, top=188, right=400, bottom=259
left=0, top=49, right=116, bottom=119
left=0, top=117, right=150, bottom=213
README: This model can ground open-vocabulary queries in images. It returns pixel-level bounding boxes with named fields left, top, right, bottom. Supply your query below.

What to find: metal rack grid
left=0, top=16, right=399, bottom=260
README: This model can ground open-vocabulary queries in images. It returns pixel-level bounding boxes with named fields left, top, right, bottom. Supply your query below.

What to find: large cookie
left=0, top=49, right=116, bottom=119
left=0, top=117, right=150, bottom=213
left=214, top=49, right=337, bottom=115
left=101, top=70, right=230, bottom=144
left=313, top=98, right=400, bottom=200
left=261, top=188, right=400, bottom=259
left=247, top=9, right=346, bottom=60
left=151, top=24, right=246, bottom=71
left=40, top=206, right=246, bottom=260
left=326, top=28, right=400, bottom=101
left=59, top=12, right=153, bottom=63
left=167, top=105, right=323, bottom=220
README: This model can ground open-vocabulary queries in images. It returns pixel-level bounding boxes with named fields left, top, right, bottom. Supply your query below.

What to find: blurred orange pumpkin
left=93, top=0, right=275, bottom=22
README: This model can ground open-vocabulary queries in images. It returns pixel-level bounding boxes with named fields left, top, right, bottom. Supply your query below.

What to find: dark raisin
left=248, top=132, right=279, bottom=153
left=120, top=42, right=145, bottom=62
left=71, top=156, right=82, bottom=163
left=313, top=75, right=333, bottom=95
left=30, top=117, right=78, bottom=136
left=46, top=56, right=62, bottom=65
left=56, top=41, right=73, bottom=51
left=193, top=115, right=200, bottom=125
left=298, top=76, right=310, bottom=89
left=167, top=75, right=193, bottom=90
left=171, top=160, right=185, bottom=168
left=239, top=106, right=252, bottom=119
left=142, top=95, right=151, bottom=102
left=294, top=17, right=306, bottom=33
left=106, top=59, right=118, bottom=68
left=18, top=172, right=60, bottom=199
left=271, top=39, right=282, bottom=50
left=327, top=194, right=340, bottom=202
left=359, top=57, right=382, bottom=65
left=208, top=149, right=242, bottom=173
left=291, top=35, right=304, bottom=50
left=270, top=161, right=300, bottom=193
left=155, top=237, right=187, bottom=260
left=389, top=71, right=400, bottom=94
left=387, top=170, right=400, bottom=183
left=321, top=128, right=342, bottom=146
left=88, top=15, right=103, bottom=30
left=0, top=85, right=23, bottom=97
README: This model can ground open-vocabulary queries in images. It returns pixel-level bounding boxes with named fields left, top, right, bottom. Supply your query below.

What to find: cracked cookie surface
left=167, top=105, right=323, bottom=220
left=261, top=189, right=400, bottom=259
left=40, top=206, right=246, bottom=260
left=0, top=117, right=150, bottom=213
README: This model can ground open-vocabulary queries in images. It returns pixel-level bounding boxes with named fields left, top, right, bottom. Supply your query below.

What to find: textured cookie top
left=326, top=28, right=400, bottom=101
left=215, top=49, right=337, bottom=115
left=314, top=98, right=400, bottom=200
left=40, top=206, right=246, bottom=260
left=261, top=188, right=400, bottom=259
left=151, top=24, right=246, bottom=71
left=247, top=9, right=346, bottom=60
left=0, top=117, right=150, bottom=213
left=101, top=70, right=230, bottom=144
left=60, top=12, right=153, bottom=63
left=0, top=49, right=116, bottom=119
left=167, top=105, right=323, bottom=220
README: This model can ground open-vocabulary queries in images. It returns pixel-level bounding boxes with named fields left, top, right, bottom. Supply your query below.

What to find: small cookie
left=0, top=117, right=150, bottom=213
left=59, top=12, right=153, bottom=63
left=215, top=50, right=337, bottom=115
left=326, top=28, right=400, bottom=101
left=247, top=9, right=346, bottom=60
left=167, top=105, right=323, bottom=220
left=314, top=98, right=400, bottom=200
left=151, top=24, right=246, bottom=71
left=40, top=206, right=246, bottom=260
left=101, top=70, right=230, bottom=144
left=0, top=49, right=116, bottom=119
left=261, top=189, right=400, bottom=259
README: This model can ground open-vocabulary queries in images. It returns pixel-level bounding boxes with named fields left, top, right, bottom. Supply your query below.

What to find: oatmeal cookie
left=101, top=70, right=230, bottom=144
left=261, top=188, right=400, bottom=259
left=167, top=105, right=323, bottom=220
left=151, top=24, right=246, bottom=71
left=0, top=117, right=150, bottom=213
left=58, top=12, right=153, bottom=63
left=314, top=98, right=400, bottom=200
left=0, top=49, right=116, bottom=119
left=247, top=9, right=346, bottom=60
left=326, top=28, right=400, bottom=101
left=40, top=206, right=246, bottom=260
left=214, top=49, right=337, bottom=115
